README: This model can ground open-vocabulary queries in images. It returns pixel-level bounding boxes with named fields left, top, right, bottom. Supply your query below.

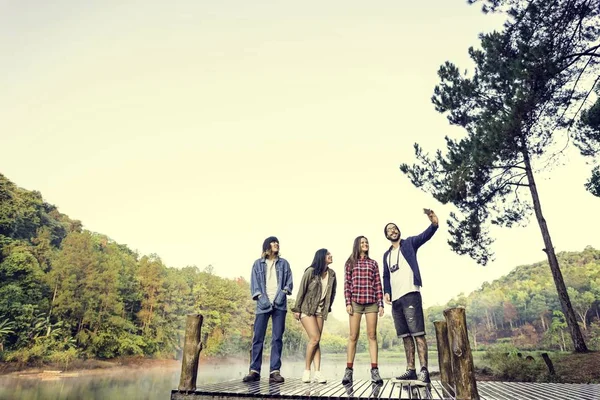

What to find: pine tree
left=401, top=0, right=600, bottom=352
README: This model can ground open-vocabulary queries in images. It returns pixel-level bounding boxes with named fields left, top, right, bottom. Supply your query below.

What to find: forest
left=1, top=173, right=599, bottom=368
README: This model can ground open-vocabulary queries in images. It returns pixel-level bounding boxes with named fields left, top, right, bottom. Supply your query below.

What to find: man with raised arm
left=382, top=209, right=439, bottom=386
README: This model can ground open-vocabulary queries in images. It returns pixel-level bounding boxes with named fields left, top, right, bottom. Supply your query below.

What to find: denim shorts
left=391, top=291, right=425, bottom=337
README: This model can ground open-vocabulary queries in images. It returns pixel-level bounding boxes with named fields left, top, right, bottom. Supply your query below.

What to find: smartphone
left=423, top=208, right=432, bottom=215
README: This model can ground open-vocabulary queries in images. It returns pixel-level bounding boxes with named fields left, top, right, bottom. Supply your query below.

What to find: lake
left=0, top=352, right=439, bottom=399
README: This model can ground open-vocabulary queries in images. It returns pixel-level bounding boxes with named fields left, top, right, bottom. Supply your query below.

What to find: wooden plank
left=354, top=381, right=383, bottom=399
left=377, top=380, right=396, bottom=399
left=367, top=381, right=388, bottom=399
left=429, top=381, right=454, bottom=400
left=478, top=382, right=522, bottom=400
left=339, top=379, right=371, bottom=398
left=300, top=380, right=345, bottom=398
left=314, top=381, right=348, bottom=398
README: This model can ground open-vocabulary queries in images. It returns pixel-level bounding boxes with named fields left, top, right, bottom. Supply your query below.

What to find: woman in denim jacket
left=292, top=249, right=337, bottom=384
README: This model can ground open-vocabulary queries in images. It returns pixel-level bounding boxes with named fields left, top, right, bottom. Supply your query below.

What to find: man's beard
left=386, top=234, right=400, bottom=242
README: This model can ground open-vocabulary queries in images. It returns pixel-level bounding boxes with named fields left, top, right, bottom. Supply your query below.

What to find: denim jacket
left=383, top=223, right=438, bottom=299
left=250, top=257, right=293, bottom=314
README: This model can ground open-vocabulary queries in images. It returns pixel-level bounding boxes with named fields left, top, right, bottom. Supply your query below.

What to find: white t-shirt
left=389, top=246, right=420, bottom=301
left=316, top=272, right=329, bottom=313
left=266, top=258, right=278, bottom=303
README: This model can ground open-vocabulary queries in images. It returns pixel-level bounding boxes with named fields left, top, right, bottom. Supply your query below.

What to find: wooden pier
left=170, top=377, right=600, bottom=400
left=173, top=310, right=600, bottom=399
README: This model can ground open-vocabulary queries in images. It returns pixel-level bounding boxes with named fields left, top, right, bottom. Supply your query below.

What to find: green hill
left=426, top=247, right=600, bottom=351
left=0, top=173, right=262, bottom=363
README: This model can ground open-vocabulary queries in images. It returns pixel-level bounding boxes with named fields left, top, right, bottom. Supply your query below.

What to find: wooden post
left=178, top=314, right=204, bottom=392
left=541, top=353, right=556, bottom=376
left=434, top=320, right=455, bottom=392
left=444, top=307, right=479, bottom=400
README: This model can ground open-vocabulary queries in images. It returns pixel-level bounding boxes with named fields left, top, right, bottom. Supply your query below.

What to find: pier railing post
left=434, top=320, right=455, bottom=394
left=178, top=314, right=204, bottom=392
left=444, top=307, right=479, bottom=400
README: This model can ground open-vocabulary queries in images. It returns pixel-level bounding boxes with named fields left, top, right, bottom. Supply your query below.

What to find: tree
left=577, top=84, right=600, bottom=196
left=568, top=288, right=595, bottom=330
left=503, top=300, right=518, bottom=330
left=400, top=0, right=600, bottom=352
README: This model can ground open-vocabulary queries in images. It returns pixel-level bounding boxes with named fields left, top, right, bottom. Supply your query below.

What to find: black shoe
left=370, top=368, right=383, bottom=384
left=418, top=367, right=430, bottom=385
left=341, top=367, right=353, bottom=385
left=269, top=371, right=285, bottom=383
left=243, top=371, right=260, bottom=382
left=393, top=368, right=417, bottom=382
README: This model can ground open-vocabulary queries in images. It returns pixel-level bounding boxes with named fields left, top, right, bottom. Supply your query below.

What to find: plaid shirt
left=344, top=257, right=384, bottom=308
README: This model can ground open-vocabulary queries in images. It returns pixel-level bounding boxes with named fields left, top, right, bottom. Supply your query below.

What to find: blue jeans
left=250, top=308, right=286, bottom=374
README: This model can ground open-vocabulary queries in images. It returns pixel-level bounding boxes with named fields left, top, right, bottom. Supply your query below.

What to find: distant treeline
left=1, top=173, right=599, bottom=367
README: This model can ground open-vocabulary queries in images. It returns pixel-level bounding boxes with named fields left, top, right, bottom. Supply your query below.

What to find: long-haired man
left=243, top=236, right=293, bottom=383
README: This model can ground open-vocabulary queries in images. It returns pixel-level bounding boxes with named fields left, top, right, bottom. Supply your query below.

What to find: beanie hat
left=262, top=236, right=279, bottom=252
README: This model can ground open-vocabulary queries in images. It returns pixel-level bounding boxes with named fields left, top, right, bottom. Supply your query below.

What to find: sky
left=2, top=0, right=599, bottom=320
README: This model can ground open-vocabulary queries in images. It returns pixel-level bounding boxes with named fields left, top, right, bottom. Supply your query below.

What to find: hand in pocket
left=258, top=294, right=271, bottom=310
left=273, top=291, right=285, bottom=306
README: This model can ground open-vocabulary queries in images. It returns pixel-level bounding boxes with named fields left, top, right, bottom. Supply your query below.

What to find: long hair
left=261, top=248, right=280, bottom=259
left=346, top=236, right=368, bottom=271
left=310, top=248, right=328, bottom=277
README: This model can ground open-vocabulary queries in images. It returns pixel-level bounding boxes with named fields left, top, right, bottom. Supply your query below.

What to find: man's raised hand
left=424, top=208, right=439, bottom=226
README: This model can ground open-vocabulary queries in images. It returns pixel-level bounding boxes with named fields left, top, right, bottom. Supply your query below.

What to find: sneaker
left=242, top=371, right=260, bottom=382
left=301, top=369, right=311, bottom=383
left=418, top=367, right=431, bottom=385
left=341, top=367, right=353, bottom=385
left=393, top=368, right=417, bottom=382
left=370, top=367, right=383, bottom=384
left=314, top=371, right=327, bottom=384
left=269, top=371, right=285, bottom=383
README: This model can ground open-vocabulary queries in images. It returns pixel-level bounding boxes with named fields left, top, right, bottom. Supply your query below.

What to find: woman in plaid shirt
left=341, top=236, right=384, bottom=385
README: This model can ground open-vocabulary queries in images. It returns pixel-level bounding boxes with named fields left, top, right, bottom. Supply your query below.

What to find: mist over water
left=0, top=355, right=439, bottom=399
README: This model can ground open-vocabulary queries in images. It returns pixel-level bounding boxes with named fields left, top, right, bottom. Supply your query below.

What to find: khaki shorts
left=351, top=302, right=378, bottom=314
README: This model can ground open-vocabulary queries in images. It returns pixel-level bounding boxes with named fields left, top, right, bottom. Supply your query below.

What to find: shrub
left=320, top=333, right=347, bottom=353
left=483, top=344, right=545, bottom=382
left=48, top=348, right=78, bottom=370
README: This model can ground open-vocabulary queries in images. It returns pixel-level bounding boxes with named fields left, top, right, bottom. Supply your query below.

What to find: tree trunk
left=444, top=307, right=479, bottom=400
left=434, top=321, right=455, bottom=392
left=178, top=314, right=204, bottom=392
left=541, top=315, right=546, bottom=331
left=522, top=150, right=588, bottom=353
left=47, top=285, right=58, bottom=337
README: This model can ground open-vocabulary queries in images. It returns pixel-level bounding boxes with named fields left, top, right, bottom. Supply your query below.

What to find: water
left=0, top=354, right=439, bottom=399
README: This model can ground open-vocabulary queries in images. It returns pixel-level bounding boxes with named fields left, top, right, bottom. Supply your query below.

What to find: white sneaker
left=313, top=371, right=327, bottom=384
left=302, top=369, right=311, bottom=383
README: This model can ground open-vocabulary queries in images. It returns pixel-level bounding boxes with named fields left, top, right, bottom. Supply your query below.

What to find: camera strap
left=388, top=247, right=401, bottom=272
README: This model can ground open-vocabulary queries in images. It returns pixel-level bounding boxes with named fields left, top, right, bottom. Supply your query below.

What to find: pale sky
left=2, top=0, right=599, bottom=319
